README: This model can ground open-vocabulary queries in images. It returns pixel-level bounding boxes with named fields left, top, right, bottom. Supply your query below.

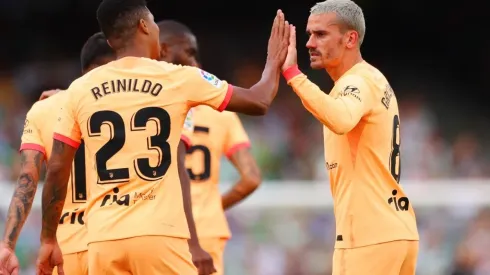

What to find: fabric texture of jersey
left=53, top=57, right=233, bottom=244
left=186, top=106, right=250, bottom=239
left=285, top=62, right=419, bottom=249
left=20, top=92, right=88, bottom=254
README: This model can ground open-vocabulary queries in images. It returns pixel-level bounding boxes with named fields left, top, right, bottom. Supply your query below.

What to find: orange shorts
left=53, top=251, right=88, bottom=275
left=199, top=238, right=227, bottom=275
left=88, top=236, right=197, bottom=275
left=332, top=240, right=419, bottom=275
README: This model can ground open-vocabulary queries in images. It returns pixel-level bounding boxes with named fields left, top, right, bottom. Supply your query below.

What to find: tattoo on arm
left=41, top=140, right=76, bottom=241
left=222, top=148, right=262, bottom=210
left=3, top=150, right=44, bottom=248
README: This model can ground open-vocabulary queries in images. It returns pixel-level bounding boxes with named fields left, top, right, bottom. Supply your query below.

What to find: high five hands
left=267, top=10, right=298, bottom=72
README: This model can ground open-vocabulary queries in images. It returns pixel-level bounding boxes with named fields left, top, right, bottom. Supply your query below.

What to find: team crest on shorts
left=199, top=69, right=223, bottom=88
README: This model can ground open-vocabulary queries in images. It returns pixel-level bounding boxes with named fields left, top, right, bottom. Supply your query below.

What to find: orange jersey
left=284, top=62, right=419, bottom=248
left=185, top=106, right=250, bottom=239
left=20, top=92, right=88, bottom=254
left=54, top=57, right=233, bottom=244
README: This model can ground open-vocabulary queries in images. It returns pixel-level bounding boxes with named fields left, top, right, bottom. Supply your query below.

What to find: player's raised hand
left=39, top=89, right=61, bottom=101
left=189, top=246, right=216, bottom=275
left=36, top=240, right=64, bottom=275
left=267, top=9, right=290, bottom=65
left=282, top=25, right=297, bottom=71
left=0, top=242, right=19, bottom=275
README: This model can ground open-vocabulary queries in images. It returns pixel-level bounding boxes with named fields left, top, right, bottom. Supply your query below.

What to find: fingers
left=57, top=264, right=65, bottom=275
left=290, top=25, right=296, bottom=48
left=271, top=11, right=279, bottom=38
left=277, top=10, right=285, bottom=40
left=284, top=20, right=290, bottom=46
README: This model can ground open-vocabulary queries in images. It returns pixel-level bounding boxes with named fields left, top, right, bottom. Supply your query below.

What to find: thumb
left=11, top=267, right=19, bottom=275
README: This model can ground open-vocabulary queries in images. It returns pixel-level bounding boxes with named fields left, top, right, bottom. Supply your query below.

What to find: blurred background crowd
left=1, top=0, right=489, bottom=274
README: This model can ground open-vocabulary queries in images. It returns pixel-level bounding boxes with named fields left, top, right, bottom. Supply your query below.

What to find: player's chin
left=309, top=60, right=324, bottom=70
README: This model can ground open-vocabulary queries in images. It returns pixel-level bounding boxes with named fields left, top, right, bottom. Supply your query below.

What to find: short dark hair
left=157, top=20, right=192, bottom=40
left=96, top=0, right=149, bottom=47
left=80, top=32, right=114, bottom=72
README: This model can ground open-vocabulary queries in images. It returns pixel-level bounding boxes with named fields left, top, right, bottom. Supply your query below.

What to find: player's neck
left=116, top=43, right=153, bottom=60
left=326, top=52, right=363, bottom=82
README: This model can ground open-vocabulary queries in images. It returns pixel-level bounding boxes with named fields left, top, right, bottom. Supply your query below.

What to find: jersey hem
left=87, top=233, right=191, bottom=245
left=180, top=135, right=192, bottom=150
left=53, top=133, right=81, bottom=149
left=19, top=143, right=47, bottom=158
left=225, top=142, right=251, bottom=159
left=334, top=237, right=420, bottom=249
left=217, top=84, right=233, bottom=112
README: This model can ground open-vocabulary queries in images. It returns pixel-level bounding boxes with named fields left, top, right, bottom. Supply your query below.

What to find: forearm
left=177, top=142, right=200, bottom=247
left=284, top=67, right=355, bottom=134
left=221, top=179, right=259, bottom=210
left=222, top=148, right=261, bottom=210
left=249, top=61, right=282, bottom=109
left=41, top=162, right=69, bottom=241
left=40, top=140, right=75, bottom=242
left=3, top=151, right=43, bottom=248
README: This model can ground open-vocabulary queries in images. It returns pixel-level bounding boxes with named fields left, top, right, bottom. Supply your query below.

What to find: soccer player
left=157, top=20, right=262, bottom=275
left=35, top=0, right=290, bottom=274
left=0, top=32, right=116, bottom=275
left=281, top=1, right=419, bottom=274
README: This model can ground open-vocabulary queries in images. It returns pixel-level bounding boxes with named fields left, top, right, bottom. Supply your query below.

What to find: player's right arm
left=2, top=107, right=46, bottom=250
left=41, top=93, right=81, bottom=243
left=184, top=11, right=289, bottom=116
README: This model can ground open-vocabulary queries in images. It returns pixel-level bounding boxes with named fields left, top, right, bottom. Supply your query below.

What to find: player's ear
left=139, top=19, right=150, bottom=35
left=160, top=43, right=169, bottom=59
left=345, top=30, right=358, bottom=49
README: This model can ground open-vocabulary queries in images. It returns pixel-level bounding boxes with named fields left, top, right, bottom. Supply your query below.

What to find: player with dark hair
left=158, top=20, right=262, bottom=275
left=33, top=0, right=291, bottom=273
left=0, top=32, right=116, bottom=275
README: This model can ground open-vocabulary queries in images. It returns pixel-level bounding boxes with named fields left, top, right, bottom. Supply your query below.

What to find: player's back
left=59, top=57, right=232, bottom=243
left=186, top=106, right=242, bottom=239
left=22, top=92, right=88, bottom=254
left=325, top=61, right=419, bottom=248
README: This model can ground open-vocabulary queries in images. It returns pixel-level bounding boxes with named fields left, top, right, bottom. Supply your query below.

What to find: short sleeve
left=180, top=110, right=194, bottom=150
left=184, top=67, right=233, bottom=111
left=53, top=91, right=81, bottom=149
left=223, top=113, right=251, bottom=159
left=20, top=106, right=47, bottom=157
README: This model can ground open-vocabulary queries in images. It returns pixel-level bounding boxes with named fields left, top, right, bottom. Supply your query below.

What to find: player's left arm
left=41, top=92, right=81, bottom=242
left=221, top=114, right=261, bottom=210
left=283, top=67, right=374, bottom=135
left=2, top=108, right=46, bottom=249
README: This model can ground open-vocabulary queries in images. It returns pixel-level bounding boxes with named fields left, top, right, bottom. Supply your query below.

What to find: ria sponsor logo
left=59, top=209, right=85, bottom=225
left=387, top=189, right=410, bottom=211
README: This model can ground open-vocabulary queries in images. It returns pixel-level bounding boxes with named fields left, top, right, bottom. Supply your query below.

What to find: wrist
left=1, top=240, right=15, bottom=251
left=282, top=65, right=302, bottom=81
left=187, top=239, right=201, bottom=248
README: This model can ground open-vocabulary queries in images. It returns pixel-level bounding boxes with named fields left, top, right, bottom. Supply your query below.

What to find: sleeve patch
left=199, top=69, right=223, bottom=88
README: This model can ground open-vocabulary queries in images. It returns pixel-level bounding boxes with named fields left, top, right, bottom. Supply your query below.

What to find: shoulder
left=28, top=91, right=65, bottom=116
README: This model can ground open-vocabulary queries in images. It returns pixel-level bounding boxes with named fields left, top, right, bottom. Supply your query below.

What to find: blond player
left=158, top=20, right=262, bottom=275
left=282, top=1, right=419, bottom=274
left=34, top=0, right=290, bottom=274
left=0, top=33, right=116, bottom=275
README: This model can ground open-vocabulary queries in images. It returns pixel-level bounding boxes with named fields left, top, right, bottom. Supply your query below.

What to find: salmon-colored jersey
left=54, top=57, right=233, bottom=244
left=284, top=62, right=419, bottom=249
left=185, top=106, right=250, bottom=239
left=20, top=92, right=88, bottom=254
